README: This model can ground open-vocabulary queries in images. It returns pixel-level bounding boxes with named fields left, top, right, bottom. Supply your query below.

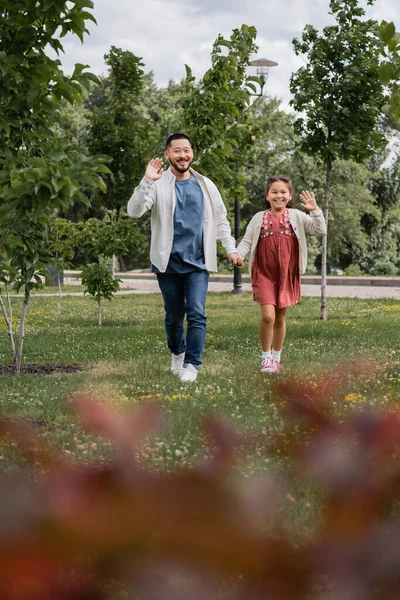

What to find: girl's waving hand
left=300, top=190, right=318, bottom=212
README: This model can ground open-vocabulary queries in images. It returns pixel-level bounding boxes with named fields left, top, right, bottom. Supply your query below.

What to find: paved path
left=117, top=279, right=400, bottom=299
left=299, top=284, right=400, bottom=300
left=21, top=275, right=400, bottom=300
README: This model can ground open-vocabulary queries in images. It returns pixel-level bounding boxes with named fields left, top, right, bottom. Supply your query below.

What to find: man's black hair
left=165, top=133, right=192, bottom=149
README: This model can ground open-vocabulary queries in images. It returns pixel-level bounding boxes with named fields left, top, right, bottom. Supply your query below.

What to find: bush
left=343, top=263, right=364, bottom=276
left=81, top=261, right=121, bottom=325
left=370, top=261, right=399, bottom=276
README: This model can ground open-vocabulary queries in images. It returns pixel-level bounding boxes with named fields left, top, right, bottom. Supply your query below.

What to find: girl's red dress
left=251, top=209, right=301, bottom=307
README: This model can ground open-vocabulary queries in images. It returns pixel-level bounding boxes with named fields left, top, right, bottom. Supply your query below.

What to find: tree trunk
left=111, top=255, right=117, bottom=276
left=321, top=159, right=333, bottom=321
left=57, top=271, right=62, bottom=317
left=119, top=256, right=128, bottom=272
left=0, top=290, right=16, bottom=361
left=14, top=289, right=30, bottom=374
left=97, top=298, right=102, bottom=326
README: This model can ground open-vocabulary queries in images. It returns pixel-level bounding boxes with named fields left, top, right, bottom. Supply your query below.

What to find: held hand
left=229, top=252, right=244, bottom=268
left=145, top=158, right=164, bottom=181
left=300, top=190, right=318, bottom=212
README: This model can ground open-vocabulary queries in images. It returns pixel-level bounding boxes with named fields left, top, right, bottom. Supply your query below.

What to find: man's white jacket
left=127, top=167, right=237, bottom=273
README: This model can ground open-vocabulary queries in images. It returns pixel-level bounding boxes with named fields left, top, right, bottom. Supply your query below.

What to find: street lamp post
left=232, top=58, right=278, bottom=294
left=248, top=57, right=279, bottom=92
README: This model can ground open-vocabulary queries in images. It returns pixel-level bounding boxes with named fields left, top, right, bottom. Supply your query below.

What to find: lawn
left=0, top=291, right=399, bottom=471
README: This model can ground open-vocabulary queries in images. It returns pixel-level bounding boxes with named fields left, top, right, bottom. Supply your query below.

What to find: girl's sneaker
left=273, top=360, right=280, bottom=373
left=260, top=356, right=275, bottom=373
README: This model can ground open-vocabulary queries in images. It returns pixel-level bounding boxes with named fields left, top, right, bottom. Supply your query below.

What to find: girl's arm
left=298, top=208, right=326, bottom=235
left=297, top=190, right=326, bottom=235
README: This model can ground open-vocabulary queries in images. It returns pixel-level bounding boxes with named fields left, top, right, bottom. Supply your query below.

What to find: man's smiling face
left=165, top=138, right=194, bottom=174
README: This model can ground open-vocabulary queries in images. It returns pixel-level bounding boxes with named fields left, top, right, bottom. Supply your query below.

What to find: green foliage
left=0, top=1, right=110, bottom=255
left=76, top=210, right=147, bottom=264
left=353, top=160, right=400, bottom=274
left=81, top=260, right=121, bottom=303
left=327, top=160, right=380, bottom=268
left=242, top=97, right=299, bottom=222
left=1, top=213, right=60, bottom=295
left=48, top=211, right=148, bottom=281
left=183, top=25, right=259, bottom=206
left=144, top=78, right=186, bottom=154
left=290, top=0, right=386, bottom=165
left=0, top=148, right=111, bottom=302
left=78, top=212, right=130, bottom=260
left=0, top=0, right=98, bottom=152
left=49, top=218, right=80, bottom=263
left=0, top=151, right=109, bottom=233
left=342, top=263, right=364, bottom=276
left=370, top=261, right=398, bottom=276
left=86, top=47, right=158, bottom=213
left=55, top=95, right=93, bottom=153
left=8, top=222, right=51, bottom=295
left=378, top=21, right=400, bottom=124
left=47, top=218, right=83, bottom=279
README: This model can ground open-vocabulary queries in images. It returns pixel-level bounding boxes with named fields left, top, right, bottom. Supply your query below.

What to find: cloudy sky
left=61, top=0, right=399, bottom=111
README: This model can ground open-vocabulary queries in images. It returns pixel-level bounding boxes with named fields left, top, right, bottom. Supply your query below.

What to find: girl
left=237, top=176, right=326, bottom=373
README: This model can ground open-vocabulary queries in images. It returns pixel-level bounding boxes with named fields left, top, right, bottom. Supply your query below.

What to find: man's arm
left=127, top=159, right=164, bottom=218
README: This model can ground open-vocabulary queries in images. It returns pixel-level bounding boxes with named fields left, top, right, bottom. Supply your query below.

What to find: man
left=127, top=133, right=242, bottom=382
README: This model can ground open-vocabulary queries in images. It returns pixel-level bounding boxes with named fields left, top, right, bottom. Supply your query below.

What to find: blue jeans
left=156, top=270, right=209, bottom=368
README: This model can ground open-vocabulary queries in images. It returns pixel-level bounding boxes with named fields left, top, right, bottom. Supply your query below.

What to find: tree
left=87, top=46, right=158, bottom=214
left=138, top=75, right=186, bottom=156
left=379, top=21, right=400, bottom=126
left=48, top=217, right=83, bottom=314
left=242, top=97, right=299, bottom=223
left=290, top=0, right=386, bottom=319
left=78, top=211, right=145, bottom=324
left=325, top=159, right=380, bottom=271
left=183, top=25, right=260, bottom=211
left=354, top=159, right=400, bottom=275
left=0, top=0, right=110, bottom=372
left=81, top=261, right=121, bottom=326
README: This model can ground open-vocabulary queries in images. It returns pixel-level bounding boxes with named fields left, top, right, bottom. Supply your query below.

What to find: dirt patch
left=0, top=364, right=89, bottom=375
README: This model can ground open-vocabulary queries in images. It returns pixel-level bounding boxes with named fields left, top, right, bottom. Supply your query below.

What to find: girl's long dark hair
left=265, top=176, right=294, bottom=209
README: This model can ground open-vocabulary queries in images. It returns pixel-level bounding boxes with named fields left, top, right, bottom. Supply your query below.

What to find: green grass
left=0, top=291, right=399, bottom=532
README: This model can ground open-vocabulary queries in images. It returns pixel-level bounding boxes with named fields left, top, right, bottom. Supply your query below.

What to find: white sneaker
left=180, top=363, right=199, bottom=382
left=171, top=353, right=185, bottom=375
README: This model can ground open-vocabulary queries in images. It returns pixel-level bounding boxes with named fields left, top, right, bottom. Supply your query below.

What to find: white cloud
left=59, top=0, right=400, bottom=110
